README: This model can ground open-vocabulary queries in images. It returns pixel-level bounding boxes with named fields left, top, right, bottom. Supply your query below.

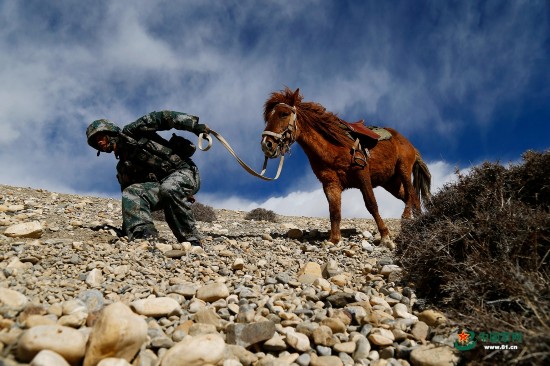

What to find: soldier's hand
left=195, top=123, right=210, bottom=135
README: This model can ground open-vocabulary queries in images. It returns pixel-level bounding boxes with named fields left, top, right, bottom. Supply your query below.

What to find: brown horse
left=261, top=88, right=431, bottom=249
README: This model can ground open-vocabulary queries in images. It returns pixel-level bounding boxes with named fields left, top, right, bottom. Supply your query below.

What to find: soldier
left=86, top=111, right=209, bottom=246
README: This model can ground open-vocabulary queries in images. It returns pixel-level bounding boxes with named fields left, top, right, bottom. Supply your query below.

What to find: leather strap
left=198, top=130, right=285, bottom=181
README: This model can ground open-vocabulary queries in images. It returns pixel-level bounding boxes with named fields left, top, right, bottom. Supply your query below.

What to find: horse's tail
left=412, top=149, right=432, bottom=208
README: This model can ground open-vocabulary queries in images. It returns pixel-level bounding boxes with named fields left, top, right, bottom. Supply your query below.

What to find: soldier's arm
left=123, top=111, right=208, bottom=136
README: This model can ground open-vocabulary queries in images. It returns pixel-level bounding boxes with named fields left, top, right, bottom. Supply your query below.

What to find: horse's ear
left=291, top=88, right=300, bottom=106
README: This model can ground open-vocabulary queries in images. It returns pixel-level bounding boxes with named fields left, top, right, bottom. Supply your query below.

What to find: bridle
left=261, top=103, right=298, bottom=158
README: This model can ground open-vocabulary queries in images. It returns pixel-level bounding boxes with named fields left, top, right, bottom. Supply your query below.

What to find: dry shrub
left=245, top=208, right=279, bottom=222
left=191, top=202, right=217, bottom=222
left=151, top=202, right=217, bottom=222
left=396, top=150, right=549, bottom=365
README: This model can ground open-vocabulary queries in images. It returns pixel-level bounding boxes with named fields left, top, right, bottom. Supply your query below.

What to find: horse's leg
left=322, top=182, right=342, bottom=244
left=396, top=160, right=421, bottom=218
left=381, top=175, right=408, bottom=215
left=358, top=172, right=394, bottom=250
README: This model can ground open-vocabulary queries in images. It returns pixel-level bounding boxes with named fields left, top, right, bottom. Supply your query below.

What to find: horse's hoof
left=381, top=237, right=396, bottom=250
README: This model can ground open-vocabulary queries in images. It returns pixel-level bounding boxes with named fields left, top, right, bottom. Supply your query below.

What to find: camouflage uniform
left=87, top=111, right=207, bottom=243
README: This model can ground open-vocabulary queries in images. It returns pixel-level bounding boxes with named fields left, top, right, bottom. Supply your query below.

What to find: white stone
left=313, top=278, right=332, bottom=291
left=30, top=350, right=71, bottom=366
left=380, top=264, right=402, bottom=277
left=232, top=258, right=245, bottom=270
left=298, top=262, right=322, bottom=277
left=330, top=274, right=348, bottom=286
left=4, top=221, right=43, bottom=238
left=155, top=243, right=173, bottom=253
left=370, top=296, right=391, bottom=310
left=361, top=230, right=374, bottom=239
left=7, top=257, right=31, bottom=271
left=418, top=309, right=448, bottom=327
left=17, top=325, right=86, bottom=364
left=0, top=288, right=29, bottom=314
left=160, top=333, right=226, bottom=366
left=368, top=333, right=394, bottom=346
left=84, top=302, right=147, bottom=366
left=62, top=299, right=88, bottom=315
left=85, top=268, right=104, bottom=287
left=58, top=311, right=88, bottom=328
left=393, top=303, right=418, bottom=320
left=97, top=358, right=132, bottom=366
left=196, top=283, right=229, bottom=302
left=410, top=345, right=459, bottom=366
left=285, top=330, right=311, bottom=352
left=130, top=297, right=181, bottom=317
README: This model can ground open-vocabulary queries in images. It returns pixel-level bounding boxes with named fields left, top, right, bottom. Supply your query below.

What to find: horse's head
left=261, top=88, right=301, bottom=159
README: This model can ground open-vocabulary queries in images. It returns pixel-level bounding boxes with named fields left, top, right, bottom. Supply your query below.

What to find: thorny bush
left=245, top=208, right=279, bottom=222
left=191, top=202, right=217, bottom=222
left=152, top=202, right=217, bottom=223
left=396, top=150, right=549, bottom=365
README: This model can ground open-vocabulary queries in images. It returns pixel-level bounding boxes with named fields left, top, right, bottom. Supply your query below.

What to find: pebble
left=17, top=325, right=86, bottom=364
left=409, top=345, right=459, bottom=366
left=4, top=221, right=43, bottom=238
left=0, top=288, right=29, bottom=316
left=226, top=321, right=276, bottom=348
left=0, top=185, right=459, bottom=366
left=418, top=309, right=448, bottom=327
left=196, top=283, right=230, bottom=302
left=84, top=302, right=147, bottom=366
left=160, top=333, right=226, bottom=366
left=130, top=297, right=181, bottom=317
left=29, top=350, right=71, bottom=366
left=412, top=321, right=430, bottom=342
left=285, top=330, right=312, bottom=352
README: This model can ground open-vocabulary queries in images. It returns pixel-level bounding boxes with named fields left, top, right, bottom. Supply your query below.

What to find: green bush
left=396, top=150, right=550, bottom=365
left=245, top=208, right=279, bottom=222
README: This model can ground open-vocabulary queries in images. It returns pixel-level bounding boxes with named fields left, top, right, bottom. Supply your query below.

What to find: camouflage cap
left=86, top=119, right=121, bottom=150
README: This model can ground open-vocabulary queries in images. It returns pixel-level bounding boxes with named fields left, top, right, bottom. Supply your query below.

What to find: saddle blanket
left=368, top=126, right=392, bottom=141
left=340, top=120, right=392, bottom=142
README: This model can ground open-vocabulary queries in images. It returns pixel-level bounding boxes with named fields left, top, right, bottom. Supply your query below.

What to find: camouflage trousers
left=121, top=168, right=201, bottom=242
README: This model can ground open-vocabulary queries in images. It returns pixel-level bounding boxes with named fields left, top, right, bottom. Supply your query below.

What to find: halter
left=261, top=103, right=298, bottom=157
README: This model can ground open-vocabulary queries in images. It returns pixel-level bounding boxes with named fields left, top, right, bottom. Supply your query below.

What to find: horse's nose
left=261, top=137, right=278, bottom=158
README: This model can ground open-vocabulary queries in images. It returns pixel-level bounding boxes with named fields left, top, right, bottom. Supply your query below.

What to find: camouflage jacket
left=115, top=111, right=203, bottom=190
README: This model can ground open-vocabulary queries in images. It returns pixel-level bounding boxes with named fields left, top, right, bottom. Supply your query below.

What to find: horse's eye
left=279, top=111, right=290, bottom=118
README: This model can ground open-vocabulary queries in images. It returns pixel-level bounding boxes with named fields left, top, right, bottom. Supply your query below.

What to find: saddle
left=340, top=120, right=388, bottom=168
left=342, top=120, right=381, bottom=141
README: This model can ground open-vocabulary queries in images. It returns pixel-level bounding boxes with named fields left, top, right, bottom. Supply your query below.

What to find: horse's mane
left=264, top=88, right=353, bottom=147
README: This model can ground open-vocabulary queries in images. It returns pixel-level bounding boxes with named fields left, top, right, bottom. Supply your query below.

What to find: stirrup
left=351, top=138, right=368, bottom=168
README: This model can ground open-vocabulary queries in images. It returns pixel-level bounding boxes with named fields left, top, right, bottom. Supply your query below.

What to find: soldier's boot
left=130, top=225, right=159, bottom=241
left=186, top=236, right=203, bottom=247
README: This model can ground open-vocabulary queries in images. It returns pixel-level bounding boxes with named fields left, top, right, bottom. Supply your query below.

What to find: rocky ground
left=0, top=184, right=461, bottom=366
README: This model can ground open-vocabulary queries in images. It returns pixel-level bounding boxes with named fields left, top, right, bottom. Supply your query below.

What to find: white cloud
left=201, top=160, right=464, bottom=218
left=0, top=1, right=546, bottom=204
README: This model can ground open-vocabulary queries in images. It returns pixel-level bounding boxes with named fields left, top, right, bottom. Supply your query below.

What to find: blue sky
left=1, top=0, right=548, bottom=218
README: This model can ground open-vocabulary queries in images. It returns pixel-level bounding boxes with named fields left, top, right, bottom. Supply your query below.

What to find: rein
left=197, top=130, right=285, bottom=181
left=194, top=103, right=297, bottom=181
